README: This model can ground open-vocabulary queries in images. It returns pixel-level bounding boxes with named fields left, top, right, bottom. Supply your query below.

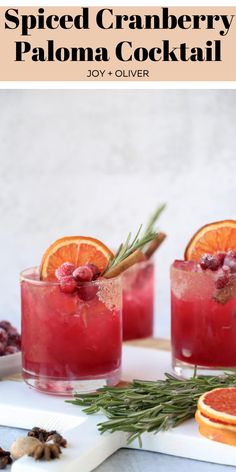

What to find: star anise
left=28, top=427, right=67, bottom=448
left=47, top=433, right=67, bottom=448
left=0, top=447, right=12, bottom=469
left=30, top=443, right=61, bottom=461
left=28, top=427, right=57, bottom=443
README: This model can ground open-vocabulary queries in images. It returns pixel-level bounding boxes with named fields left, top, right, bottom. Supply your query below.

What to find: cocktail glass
left=171, top=260, right=236, bottom=377
left=20, top=267, right=122, bottom=395
left=122, top=259, right=154, bottom=340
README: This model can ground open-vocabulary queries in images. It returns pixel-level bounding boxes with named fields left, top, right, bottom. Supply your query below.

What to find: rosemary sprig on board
left=67, top=373, right=236, bottom=444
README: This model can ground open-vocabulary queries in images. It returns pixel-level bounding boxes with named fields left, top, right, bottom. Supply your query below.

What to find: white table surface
left=1, top=344, right=236, bottom=471
left=0, top=425, right=235, bottom=472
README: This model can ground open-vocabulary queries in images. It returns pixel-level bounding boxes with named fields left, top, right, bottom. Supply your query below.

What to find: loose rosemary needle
left=67, top=373, right=236, bottom=444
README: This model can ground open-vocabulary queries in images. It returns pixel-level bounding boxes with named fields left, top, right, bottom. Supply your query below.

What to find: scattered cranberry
left=7, top=326, right=18, bottom=337
left=0, top=342, right=6, bottom=356
left=0, top=328, right=8, bottom=345
left=73, top=265, right=94, bottom=282
left=5, top=345, right=19, bottom=355
left=59, top=275, right=77, bottom=294
left=8, top=333, right=21, bottom=349
left=0, top=321, right=11, bottom=332
left=55, top=262, right=76, bottom=280
left=77, top=284, right=98, bottom=301
left=200, top=254, right=221, bottom=271
left=0, top=321, right=21, bottom=356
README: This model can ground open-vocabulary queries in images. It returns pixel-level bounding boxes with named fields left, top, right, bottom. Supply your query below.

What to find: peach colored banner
left=0, top=6, right=236, bottom=81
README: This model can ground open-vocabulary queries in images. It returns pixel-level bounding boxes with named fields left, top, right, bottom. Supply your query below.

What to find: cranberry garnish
left=215, top=266, right=231, bottom=289
left=73, top=265, right=94, bottom=282
left=200, top=254, right=221, bottom=271
left=55, top=262, right=76, bottom=280
left=216, top=252, right=226, bottom=266
left=59, top=275, right=77, bottom=294
left=77, top=284, right=98, bottom=301
left=223, top=250, right=236, bottom=273
left=86, top=264, right=100, bottom=279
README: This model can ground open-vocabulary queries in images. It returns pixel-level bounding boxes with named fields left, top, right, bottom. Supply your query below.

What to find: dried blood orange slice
left=40, top=236, right=113, bottom=281
left=195, top=409, right=236, bottom=446
left=197, top=388, right=236, bottom=425
left=184, top=220, right=236, bottom=261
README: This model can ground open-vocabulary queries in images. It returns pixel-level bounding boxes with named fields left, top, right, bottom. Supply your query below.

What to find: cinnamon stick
left=145, top=232, right=166, bottom=259
left=104, top=250, right=146, bottom=279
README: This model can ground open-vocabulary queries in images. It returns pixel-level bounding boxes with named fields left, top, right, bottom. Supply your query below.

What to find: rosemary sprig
left=144, top=203, right=166, bottom=234
left=103, top=204, right=166, bottom=275
left=103, top=225, right=157, bottom=275
left=67, top=373, right=236, bottom=444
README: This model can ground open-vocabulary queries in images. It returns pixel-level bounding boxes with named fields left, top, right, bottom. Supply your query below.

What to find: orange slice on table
left=195, top=409, right=236, bottom=446
left=40, top=236, right=113, bottom=281
left=184, top=220, right=236, bottom=261
left=197, top=387, right=236, bottom=425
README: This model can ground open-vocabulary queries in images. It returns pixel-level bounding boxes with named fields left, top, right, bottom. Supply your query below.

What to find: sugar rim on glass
left=20, top=266, right=121, bottom=286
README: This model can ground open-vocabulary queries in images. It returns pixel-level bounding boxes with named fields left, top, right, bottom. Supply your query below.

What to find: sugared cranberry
left=8, top=333, right=21, bottom=349
left=0, top=342, right=6, bottom=355
left=55, top=263, right=76, bottom=280
left=0, top=321, right=11, bottom=332
left=77, top=284, right=98, bottom=301
left=7, top=326, right=18, bottom=337
left=200, top=254, right=221, bottom=271
left=86, top=264, right=100, bottom=279
left=223, top=250, right=236, bottom=273
left=73, top=265, right=94, bottom=282
left=226, top=250, right=236, bottom=259
left=5, top=345, right=19, bottom=355
left=215, top=266, right=231, bottom=289
left=0, top=327, right=8, bottom=344
left=216, top=252, right=226, bottom=266
left=59, top=275, right=77, bottom=294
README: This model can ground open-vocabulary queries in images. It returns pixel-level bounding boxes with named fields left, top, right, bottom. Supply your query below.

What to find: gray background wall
left=1, top=90, right=235, bottom=336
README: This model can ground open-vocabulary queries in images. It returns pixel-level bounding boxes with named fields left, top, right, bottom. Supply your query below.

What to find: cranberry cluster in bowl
left=0, top=321, right=21, bottom=356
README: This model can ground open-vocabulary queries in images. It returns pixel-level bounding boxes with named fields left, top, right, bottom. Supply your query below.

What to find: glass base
left=23, top=368, right=121, bottom=396
left=172, top=358, right=236, bottom=379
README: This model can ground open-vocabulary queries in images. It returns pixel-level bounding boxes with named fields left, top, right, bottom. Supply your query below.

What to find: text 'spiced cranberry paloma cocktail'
left=122, top=260, right=154, bottom=340
left=21, top=268, right=122, bottom=395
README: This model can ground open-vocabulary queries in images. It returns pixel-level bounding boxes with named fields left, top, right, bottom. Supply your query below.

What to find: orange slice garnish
left=184, top=220, right=236, bottom=261
left=40, top=236, right=113, bottom=281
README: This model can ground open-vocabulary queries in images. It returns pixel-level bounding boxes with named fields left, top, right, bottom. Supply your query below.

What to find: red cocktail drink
left=21, top=268, right=122, bottom=394
left=171, top=260, right=236, bottom=377
left=122, top=260, right=154, bottom=340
